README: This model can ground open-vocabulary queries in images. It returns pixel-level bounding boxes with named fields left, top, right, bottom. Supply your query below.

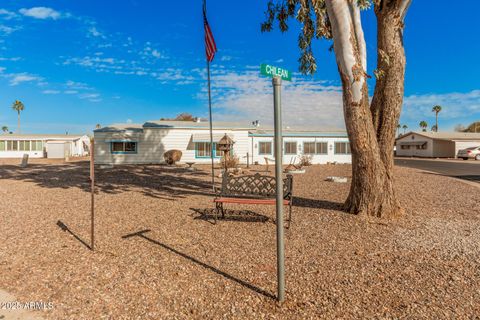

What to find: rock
left=326, top=176, right=348, bottom=183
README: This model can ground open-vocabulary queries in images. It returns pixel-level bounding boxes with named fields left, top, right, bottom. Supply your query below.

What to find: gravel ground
left=0, top=159, right=479, bottom=319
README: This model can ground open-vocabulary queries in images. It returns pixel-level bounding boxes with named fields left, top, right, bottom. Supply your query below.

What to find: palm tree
left=431, top=125, right=438, bottom=132
left=396, top=124, right=401, bottom=136
left=419, top=121, right=428, bottom=132
left=11, top=100, right=25, bottom=133
left=402, top=124, right=408, bottom=135
left=1, top=126, right=8, bottom=133
left=432, top=105, right=442, bottom=132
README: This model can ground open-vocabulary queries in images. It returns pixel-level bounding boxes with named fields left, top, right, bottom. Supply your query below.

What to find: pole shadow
left=56, top=220, right=92, bottom=250
left=190, top=208, right=270, bottom=224
left=122, top=229, right=275, bottom=300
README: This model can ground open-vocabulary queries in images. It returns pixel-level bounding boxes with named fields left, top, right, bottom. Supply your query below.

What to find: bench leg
left=287, top=200, right=292, bottom=229
left=215, top=202, right=221, bottom=224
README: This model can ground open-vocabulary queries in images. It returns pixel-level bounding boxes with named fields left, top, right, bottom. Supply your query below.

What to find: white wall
left=396, top=134, right=433, bottom=157
left=94, top=128, right=250, bottom=165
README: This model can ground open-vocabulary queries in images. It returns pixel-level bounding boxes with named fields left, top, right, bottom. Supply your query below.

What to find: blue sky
left=0, top=0, right=479, bottom=134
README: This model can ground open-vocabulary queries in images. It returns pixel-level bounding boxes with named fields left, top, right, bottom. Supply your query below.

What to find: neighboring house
left=0, top=134, right=91, bottom=159
left=93, top=120, right=351, bottom=165
left=395, top=132, right=480, bottom=158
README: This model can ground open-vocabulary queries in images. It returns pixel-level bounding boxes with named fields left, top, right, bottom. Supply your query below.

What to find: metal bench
left=213, top=173, right=293, bottom=227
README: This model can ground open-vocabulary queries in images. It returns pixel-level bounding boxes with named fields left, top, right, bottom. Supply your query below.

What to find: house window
left=196, top=142, right=231, bottom=158
left=334, top=142, right=351, bottom=154
left=19, top=141, right=30, bottom=151
left=400, top=145, right=409, bottom=150
left=259, top=141, right=272, bottom=155
left=316, top=142, right=328, bottom=154
left=31, top=141, right=43, bottom=151
left=111, top=141, right=137, bottom=154
left=284, top=142, right=297, bottom=155
left=7, top=141, right=18, bottom=151
left=0, top=141, right=5, bottom=151
left=416, top=143, right=427, bottom=150
left=303, top=142, right=316, bottom=155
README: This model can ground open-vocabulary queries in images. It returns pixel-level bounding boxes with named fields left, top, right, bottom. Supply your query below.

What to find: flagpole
left=205, top=0, right=215, bottom=191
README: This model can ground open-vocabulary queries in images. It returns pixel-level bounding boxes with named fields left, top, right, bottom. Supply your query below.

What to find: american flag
left=203, top=3, right=217, bottom=62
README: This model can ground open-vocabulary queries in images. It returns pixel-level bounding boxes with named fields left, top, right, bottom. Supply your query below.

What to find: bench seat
left=214, top=197, right=290, bottom=205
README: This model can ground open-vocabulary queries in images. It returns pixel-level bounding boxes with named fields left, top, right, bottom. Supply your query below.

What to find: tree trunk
left=17, top=112, right=20, bottom=134
left=326, top=0, right=409, bottom=218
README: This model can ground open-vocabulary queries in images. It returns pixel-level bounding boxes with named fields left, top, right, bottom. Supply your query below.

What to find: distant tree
left=463, top=121, right=480, bottom=133
left=431, top=124, right=437, bottom=132
left=95, top=124, right=101, bottom=129
left=1, top=126, right=8, bottom=133
left=402, top=124, right=408, bottom=135
left=454, top=124, right=466, bottom=132
left=432, top=105, right=442, bottom=132
left=396, top=124, right=401, bottom=137
left=174, top=113, right=195, bottom=121
left=11, top=100, right=25, bottom=133
left=419, top=121, right=428, bottom=132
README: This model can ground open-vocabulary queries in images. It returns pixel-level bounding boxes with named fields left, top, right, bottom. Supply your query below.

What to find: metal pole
left=273, top=76, right=285, bottom=302
left=90, top=138, right=95, bottom=251
left=207, top=60, right=215, bottom=191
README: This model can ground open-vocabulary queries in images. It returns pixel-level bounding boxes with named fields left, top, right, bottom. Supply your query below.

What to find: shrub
left=164, top=149, right=182, bottom=165
left=221, top=154, right=239, bottom=169
left=299, top=154, right=313, bottom=167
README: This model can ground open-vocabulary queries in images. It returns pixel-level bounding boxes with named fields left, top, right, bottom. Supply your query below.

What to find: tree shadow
left=56, top=220, right=92, bottom=250
left=122, top=229, right=275, bottom=300
left=0, top=162, right=216, bottom=200
left=293, top=196, right=346, bottom=212
left=190, top=208, right=270, bottom=224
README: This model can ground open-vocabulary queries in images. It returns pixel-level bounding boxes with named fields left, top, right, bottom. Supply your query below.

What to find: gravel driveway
left=0, top=160, right=479, bottom=319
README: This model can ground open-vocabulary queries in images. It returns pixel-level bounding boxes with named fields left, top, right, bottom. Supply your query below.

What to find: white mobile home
left=0, top=134, right=90, bottom=159
left=395, top=132, right=480, bottom=158
left=94, top=120, right=351, bottom=165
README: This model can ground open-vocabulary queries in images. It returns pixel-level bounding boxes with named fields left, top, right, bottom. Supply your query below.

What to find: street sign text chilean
left=260, top=64, right=291, bottom=82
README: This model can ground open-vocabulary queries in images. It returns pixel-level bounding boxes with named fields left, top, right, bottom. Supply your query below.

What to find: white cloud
left=0, top=57, right=21, bottom=61
left=88, top=26, right=105, bottom=38
left=151, top=49, right=165, bottom=59
left=42, top=89, right=60, bottom=94
left=8, top=73, right=42, bottom=86
left=19, top=7, right=62, bottom=20
left=64, top=90, right=78, bottom=94
left=0, top=9, right=17, bottom=20
left=402, top=90, right=480, bottom=123
left=0, top=25, right=19, bottom=35
left=201, top=69, right=345, bottom=129
left=221, top=56, right=233, bottom=61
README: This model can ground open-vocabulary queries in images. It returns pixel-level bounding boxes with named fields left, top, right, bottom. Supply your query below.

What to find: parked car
left=457, top=146, right=480, bottom=160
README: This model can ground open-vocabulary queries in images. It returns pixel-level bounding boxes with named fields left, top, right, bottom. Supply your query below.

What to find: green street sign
left=260, top=64, right=292, bottom=82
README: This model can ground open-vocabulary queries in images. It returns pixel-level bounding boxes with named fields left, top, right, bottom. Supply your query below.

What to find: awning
left=400, top=141, right=427, bottom=146
left=105, top=133, right=139, bottom=142
left=192, top=133, right=235, bottom=142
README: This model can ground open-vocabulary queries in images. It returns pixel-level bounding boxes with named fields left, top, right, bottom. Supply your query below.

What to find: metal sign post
left=272, top=76, right=285, bottom=302
left=260, top=63, right=291, bottom=302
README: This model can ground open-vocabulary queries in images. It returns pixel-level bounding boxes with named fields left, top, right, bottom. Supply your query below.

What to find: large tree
left=262, top=0, right=411, bottom=218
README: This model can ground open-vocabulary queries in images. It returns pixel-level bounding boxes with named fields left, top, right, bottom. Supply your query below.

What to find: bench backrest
left=220, top=173, right=293, bottom=199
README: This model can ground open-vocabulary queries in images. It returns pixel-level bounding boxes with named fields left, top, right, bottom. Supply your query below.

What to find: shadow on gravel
left=0, top=162, right=215, bottom=199
left=56, top=220, right=92, bottom=250
left=122, top=229, right=276, bottom=300
left=293, top=196, right=346, bottom=212
left=190, top=208, right=270, bottom=224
